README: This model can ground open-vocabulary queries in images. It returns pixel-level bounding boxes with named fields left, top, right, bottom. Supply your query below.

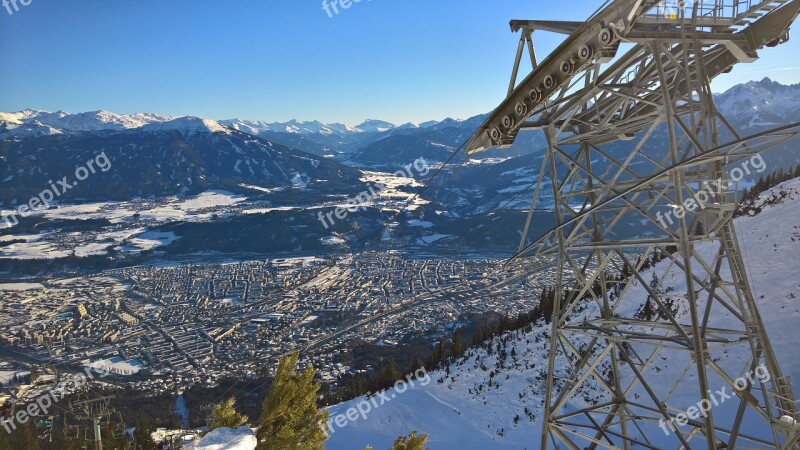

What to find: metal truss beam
left=466, top=1, right=800, bottom=448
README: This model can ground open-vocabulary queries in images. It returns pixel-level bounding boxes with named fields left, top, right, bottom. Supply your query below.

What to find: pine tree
left=649, top=272, right=660, bottom=295
left=381, top=360, right=401, bottom=388
left=641, top=299, right=655, bottom=321
left=0, top=428, right=11, bottom=450
left=390, top=431, right=429, bottom=450
left=132, top=419, right=158, bottom=450
left=10, top=423, right=40, bottom=450
left=540, top=287, right=555, bottom=324
left=426, top=339, right=446, bottom=369
left=693, top=220, right=705, bottom=236
left=207, top=397, right=249, bottom=433
left=452, top=330, right=465, bottom=356
left=472, top=327, right=485, bottom=347
left=256, top=353, right=328, bottom=450
left=407, top=355, right=421, bottom=377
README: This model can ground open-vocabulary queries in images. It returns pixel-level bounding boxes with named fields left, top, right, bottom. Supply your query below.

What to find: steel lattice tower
left=465, top=0, right=800, bottom=448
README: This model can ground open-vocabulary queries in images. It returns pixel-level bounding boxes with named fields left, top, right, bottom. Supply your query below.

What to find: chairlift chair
left=69, top=393, right=91, bottom=417
left=33, top=415, right=54, bottom=441
left=110, top=410, right=126, bottom=429
left=0, top=399, right=13, bottom=419
left=112, top=422, right=126, bottom=440
left=63, top=415, right=81, bottom=440
left=97, top=412, right=111, bottom=427
left=0, top=388, right=16, bottom=420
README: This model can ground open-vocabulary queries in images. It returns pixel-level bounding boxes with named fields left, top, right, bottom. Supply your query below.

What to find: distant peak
left=354, top=119, right=396, bottom=133
left=358, top=118, right=394, bottom=124
left=140, top=116, right=229, bottom=134
left=21, top=108, right=47, bottom=115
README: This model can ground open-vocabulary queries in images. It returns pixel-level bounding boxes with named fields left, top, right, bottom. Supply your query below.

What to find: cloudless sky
left=1, top=0, right=799, bottom=125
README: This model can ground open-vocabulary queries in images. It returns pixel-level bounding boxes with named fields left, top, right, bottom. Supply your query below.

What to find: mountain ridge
left=3, top=77, right=796, bottom=139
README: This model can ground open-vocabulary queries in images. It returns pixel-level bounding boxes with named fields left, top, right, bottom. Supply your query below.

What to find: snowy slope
left=715, top=78, right=800, bottom=129
left=325, top=178, right=800, bottom=450
left=139, top=116, right=230, bottom=137
left=354, top=119, right=396, bottom=133
left=0, top=110, right=230, bottom=139
left=0, top=108, right=400, bottom=145
left=222, top=119, right=358, bottom=136
left=196, top=427, right=257, bottom=450
left=0, top=109, right=173, bottom=133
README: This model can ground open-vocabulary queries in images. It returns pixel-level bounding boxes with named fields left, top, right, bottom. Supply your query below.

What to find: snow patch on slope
left=196, top=427, right=256, bottom=450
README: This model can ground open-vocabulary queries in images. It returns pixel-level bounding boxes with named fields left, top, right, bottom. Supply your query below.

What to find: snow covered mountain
left=0, top=119, right=64, bottom=138
left=3, top=78, right=798, bottom=217
left=221, top=119, right=359, bottom=137
left=139, top=116, right=230, bottom=136
left=0, top=124, right=367, bottom=205
left=324, top=177, right=800, bottom=449
left=715, top=77, right=800, bottom=130
left=217, top=118, right=399, bottom=158
left=0, top=109, right=174, bottom=137
left=2, top=78, right=797, bottom=143
left=353, top=119, right=396, bottom=134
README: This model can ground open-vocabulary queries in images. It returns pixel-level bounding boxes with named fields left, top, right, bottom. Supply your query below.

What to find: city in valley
left=0, top=253, right=554, bottom=396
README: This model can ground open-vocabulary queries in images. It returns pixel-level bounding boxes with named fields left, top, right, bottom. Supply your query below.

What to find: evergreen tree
left=641, top=299, right=655, bottom=321
left=693, top=220, right=705, bottom=236
left=426, top=339, right=446, bottom=369
left=407, top=355, right=421, bottom=377
left=452, top=330, right=465, bottom=356
left=390, top=431, right=429, bottom=450
left=0, top=428, right=11, bottom=450
left=132, top=419, right=158, bottom=450
left=540, top=287, right=555, bottom=324
left=207, top=397, right=249, bottom=433
left=381, top=360, right=401, bottom=388
left=649, top=273, right=660, bottom=294
left=471, top=327, right=485, bottom=347
left=256, top=353, right=328, bottom=450
left=10, top=423, right=40, bottom=450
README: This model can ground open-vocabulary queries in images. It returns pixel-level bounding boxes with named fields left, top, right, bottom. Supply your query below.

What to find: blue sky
left=1, top=0, right=798, bottom=125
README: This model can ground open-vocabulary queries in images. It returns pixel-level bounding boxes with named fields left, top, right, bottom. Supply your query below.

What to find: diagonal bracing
left=467, top=0, right=800, bottom=448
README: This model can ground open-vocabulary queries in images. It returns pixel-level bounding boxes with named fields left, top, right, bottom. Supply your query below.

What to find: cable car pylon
left=467, top=0, right=800, bottom=448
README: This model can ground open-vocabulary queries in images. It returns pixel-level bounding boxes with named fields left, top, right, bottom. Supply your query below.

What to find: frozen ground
left=0, top=168, right=435, bottom=260
left=196, top=427, right=257, bottom=450
left=0, top=190, right=241, bottom=259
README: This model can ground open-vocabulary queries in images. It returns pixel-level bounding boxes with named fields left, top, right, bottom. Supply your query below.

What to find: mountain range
left=1, top=78, right=799, bottom=260
left=2, top=77, right=797, bottom=162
